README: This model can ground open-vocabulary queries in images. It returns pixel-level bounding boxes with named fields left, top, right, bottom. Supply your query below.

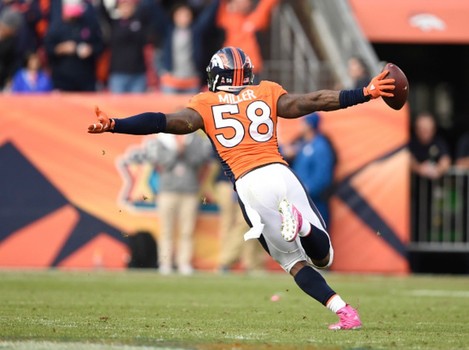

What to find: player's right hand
left=88, top=106, right=114, bottom=133
left=363, top=70, right=395, bottom=99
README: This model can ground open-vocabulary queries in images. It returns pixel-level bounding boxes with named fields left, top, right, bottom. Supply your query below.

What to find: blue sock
left=294, top=266, right=336, bottom=305
left=300, top=226, right=330, bottom=261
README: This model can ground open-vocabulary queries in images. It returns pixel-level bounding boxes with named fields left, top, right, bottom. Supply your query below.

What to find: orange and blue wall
left=0, top=93, right=409, bottom=273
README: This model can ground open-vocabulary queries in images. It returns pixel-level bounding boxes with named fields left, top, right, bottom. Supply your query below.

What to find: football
left=382, top=62, right=409, bottom=110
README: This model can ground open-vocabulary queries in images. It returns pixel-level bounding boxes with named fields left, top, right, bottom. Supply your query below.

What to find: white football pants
left=235, top=163, right=330, bottom=273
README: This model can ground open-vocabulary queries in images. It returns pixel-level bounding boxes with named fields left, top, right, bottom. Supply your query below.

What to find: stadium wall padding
left=0, top=94, right=409, bottom=273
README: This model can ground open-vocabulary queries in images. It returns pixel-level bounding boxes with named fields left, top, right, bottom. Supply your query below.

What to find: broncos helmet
left=206, top=47, right=255, bottom=92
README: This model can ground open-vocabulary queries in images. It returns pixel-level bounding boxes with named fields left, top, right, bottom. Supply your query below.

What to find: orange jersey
left=187, top=80, right=288, bottom=181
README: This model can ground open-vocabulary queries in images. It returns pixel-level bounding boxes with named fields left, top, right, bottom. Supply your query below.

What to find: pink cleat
left=328, top=305, right=362, bottom=330
left=279, top=199, right=304, bottom=242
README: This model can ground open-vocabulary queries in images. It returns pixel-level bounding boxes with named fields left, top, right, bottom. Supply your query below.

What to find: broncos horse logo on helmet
left=206, top=47, right=255, bottom=92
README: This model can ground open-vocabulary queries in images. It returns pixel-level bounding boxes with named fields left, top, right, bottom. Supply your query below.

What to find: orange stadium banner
left=0, top=93, right=410, bottom=273
left=350, top=0, right=469, bottom=44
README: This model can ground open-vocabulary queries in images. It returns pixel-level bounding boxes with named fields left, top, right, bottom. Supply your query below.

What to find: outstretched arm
left=278, top=70, right=395, bottom=118
left=88, top=107, right=204, bottom=135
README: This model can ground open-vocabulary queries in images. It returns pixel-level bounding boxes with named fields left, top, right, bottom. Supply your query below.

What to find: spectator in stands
left=150, top=131, right=212, bottom=275
left=0, top=0, right=43, bottom=58
left=409, top=112, right=451, bottom=242
left=409, top=112, right=451, bottom=180
left=10, top=50, right=52, bottom=92
left=44, top=0, right=104, bottom=91
left=217, top=0, right=278, bottom=79
left=156, top=0, right=220, bottom=94
left=455, top=131, right=469, bottom=169
left=211, top=162, right=266, bottom=274
left=100, top=0, right=152, bottom=93
left=283, top=112, right=337, bottom=228
left=0, top=6, right=23, bottom=90
left=347, top=55, right=371, bottom=89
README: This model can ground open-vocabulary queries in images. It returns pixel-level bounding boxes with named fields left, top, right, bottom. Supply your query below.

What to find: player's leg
left=235, top=164, right=361, bottom=330
left=256, top=227, right=361, bottom=330
left=233, top=163, right=329, bottom=272
left=276, top=167, right=334, bottom=268
left=290, top=261, right=362, bottom=330
left=279, top=167, right=361, bottom=329
left=279, top=198, right=332, bottom=267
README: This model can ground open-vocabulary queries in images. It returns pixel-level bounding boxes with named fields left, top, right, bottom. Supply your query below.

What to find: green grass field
left=1, top=269, right=468, bottom=350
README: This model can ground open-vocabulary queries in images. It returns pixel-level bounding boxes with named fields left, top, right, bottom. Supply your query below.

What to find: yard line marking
left=0, top=341, right=189, bottom=350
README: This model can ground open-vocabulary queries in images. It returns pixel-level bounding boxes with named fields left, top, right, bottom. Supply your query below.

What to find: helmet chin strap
left=210, top=74, right=220, bottom=91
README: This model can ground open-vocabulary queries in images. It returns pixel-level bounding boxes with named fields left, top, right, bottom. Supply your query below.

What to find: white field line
left=407, top=289, right=469, bottom=298
left=0, top=341, right=190, bottom=350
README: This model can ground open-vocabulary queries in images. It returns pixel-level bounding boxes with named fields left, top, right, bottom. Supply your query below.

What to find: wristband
left=339, top=88, right=371, bottom=109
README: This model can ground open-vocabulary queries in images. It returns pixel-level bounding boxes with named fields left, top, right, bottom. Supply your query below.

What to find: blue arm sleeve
left=113, top=112, right=167, bottom=135
left=339, top=88, right=370, bottom=108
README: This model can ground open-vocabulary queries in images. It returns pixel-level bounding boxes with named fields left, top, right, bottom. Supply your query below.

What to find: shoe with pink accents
left=279, top=199, right=303, bottom=242
left=328, top=304, right=362, bottom=330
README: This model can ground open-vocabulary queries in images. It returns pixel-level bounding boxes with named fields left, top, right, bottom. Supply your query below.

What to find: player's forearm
left=279, top=88, right=371, bottom=118
left=280, top=90, right=340, bottom=118
left=112, top=112, right=167, bottom=135
left=304, top=90, right=341, bottom=112
left=287, top=70, right=392, bottom=117
left=308, top=88, right=371, bottom=112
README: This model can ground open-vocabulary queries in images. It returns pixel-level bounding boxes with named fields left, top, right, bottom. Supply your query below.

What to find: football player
left=88, top=47, right=395, bottom=330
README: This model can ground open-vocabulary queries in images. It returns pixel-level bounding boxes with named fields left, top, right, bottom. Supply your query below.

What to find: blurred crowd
left=0, top=0, right=279, bottom=94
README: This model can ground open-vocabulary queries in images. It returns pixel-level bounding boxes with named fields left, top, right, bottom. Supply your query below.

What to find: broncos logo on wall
left=116, top=137, right=159, bottom=211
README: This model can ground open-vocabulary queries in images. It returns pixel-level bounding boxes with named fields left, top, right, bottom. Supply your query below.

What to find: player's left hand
left=88, top=106, right=114, bottom=133
left=363, top=70, right=395, bottom=99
